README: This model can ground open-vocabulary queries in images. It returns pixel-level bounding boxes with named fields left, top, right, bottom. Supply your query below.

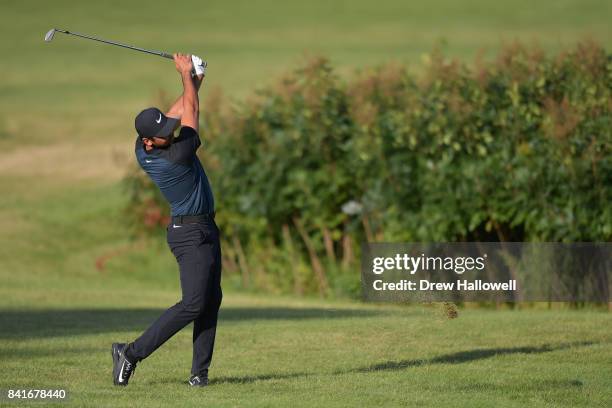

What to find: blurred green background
left=0, top=1, right=610, bottom=406
left=2, top=0, right=611, bottom=147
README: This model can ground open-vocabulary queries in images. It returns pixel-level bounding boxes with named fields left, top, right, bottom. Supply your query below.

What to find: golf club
left=44, top=28, right=174, bottom=60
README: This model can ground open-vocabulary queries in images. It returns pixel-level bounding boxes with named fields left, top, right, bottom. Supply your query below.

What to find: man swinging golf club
left=112, top=53, right=222, bottom=387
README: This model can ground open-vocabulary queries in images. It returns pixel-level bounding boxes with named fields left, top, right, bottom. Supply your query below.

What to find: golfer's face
left=152, top=135, right=173, bottom=147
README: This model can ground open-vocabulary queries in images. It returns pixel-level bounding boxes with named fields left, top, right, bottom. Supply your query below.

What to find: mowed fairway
left=0, top=1, right=611, bottom=406
left=1, top=293, right=611, bottom=406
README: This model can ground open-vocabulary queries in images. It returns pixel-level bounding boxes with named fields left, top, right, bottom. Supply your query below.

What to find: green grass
left=0, top=295, right=611, bottom=407
left=0, top=1, right=611, bottom=406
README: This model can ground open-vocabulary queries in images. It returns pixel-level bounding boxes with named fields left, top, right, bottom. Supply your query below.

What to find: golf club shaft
left=56, top=29, right=173, bottom=59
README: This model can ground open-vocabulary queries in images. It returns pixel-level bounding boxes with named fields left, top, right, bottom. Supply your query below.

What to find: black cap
left=135, top=107, right=179, bottom=139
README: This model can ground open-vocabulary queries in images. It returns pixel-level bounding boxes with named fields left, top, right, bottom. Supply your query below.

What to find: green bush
left=124, top=41, right=612, bottom=298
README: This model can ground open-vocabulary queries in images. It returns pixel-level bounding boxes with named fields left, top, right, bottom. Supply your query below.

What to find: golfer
left=112, top=53, right=222, bottom=387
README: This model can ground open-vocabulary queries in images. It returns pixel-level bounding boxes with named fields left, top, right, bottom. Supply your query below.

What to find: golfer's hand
left=173, top=53, right=193, bottom=75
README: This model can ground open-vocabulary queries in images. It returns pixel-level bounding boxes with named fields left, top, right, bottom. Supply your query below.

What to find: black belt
left=171, top=212, right=215, bottom=224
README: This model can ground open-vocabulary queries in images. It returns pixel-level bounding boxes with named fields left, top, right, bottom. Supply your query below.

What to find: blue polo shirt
left=135, top=126, right=215, bottom=216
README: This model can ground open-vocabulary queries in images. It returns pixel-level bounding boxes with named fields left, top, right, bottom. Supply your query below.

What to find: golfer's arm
left=165, top=74, right=203, bottom=128
left=180, top=71, right=199, bottom=132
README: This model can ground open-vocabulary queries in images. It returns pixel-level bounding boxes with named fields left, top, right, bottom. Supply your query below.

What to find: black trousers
left=125, top=218, right=223, bottom=376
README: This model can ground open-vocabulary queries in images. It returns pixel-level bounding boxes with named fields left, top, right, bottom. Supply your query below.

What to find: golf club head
left=44, top=29, right=56, bottom=42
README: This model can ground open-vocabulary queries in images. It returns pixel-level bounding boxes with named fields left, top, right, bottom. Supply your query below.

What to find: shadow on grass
left=339, top=341, right=597, bottom=374
left=151, top=341, right=597, bottom=386
left=209, top=372, right=309, bottom=385
left=149, top=372, right=310, bottom=386
left=0, top=306, right=389, bottom=340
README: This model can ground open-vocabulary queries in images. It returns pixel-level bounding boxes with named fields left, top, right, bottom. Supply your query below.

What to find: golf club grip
left=160, top=52, right=174, bottom=60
